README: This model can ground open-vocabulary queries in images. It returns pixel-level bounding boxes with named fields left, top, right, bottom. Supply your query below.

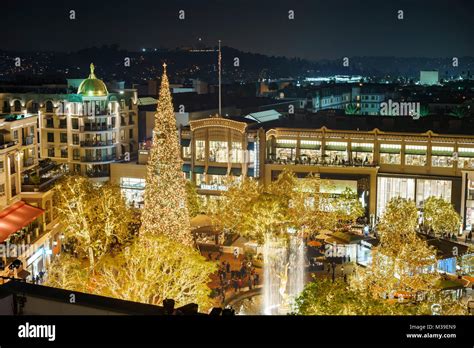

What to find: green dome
left=77, top=63, right=108, bottom=96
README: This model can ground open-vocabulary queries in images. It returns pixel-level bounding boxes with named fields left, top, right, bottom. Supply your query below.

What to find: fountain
left=263, top=231, right=305, bottom=315
left=231, top=229, right=306, bottom=315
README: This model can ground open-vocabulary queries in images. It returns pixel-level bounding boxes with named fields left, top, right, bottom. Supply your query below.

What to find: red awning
left=0, top=201, right=44, bottom=243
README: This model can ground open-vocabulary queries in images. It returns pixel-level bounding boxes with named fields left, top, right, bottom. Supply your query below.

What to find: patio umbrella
left=307, top=240, right=322, bottom=247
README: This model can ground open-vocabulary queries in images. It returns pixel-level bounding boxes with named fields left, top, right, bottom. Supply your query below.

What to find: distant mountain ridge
left=0, top=46, right=472, bottom=85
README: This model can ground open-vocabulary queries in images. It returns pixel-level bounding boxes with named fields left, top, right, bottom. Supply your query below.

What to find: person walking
left=221, top=286, right=226, bottom=304
left=232, top=278, right=238, bottom=293
left=248, top=275, right=253, bottom=290
left=226, top=261, right=231, bottom=274
left=240, top=266, right=246, bottom=278
left=233, top=247, right=239, bottom=260
left=237, top=278, right=243, bottom=292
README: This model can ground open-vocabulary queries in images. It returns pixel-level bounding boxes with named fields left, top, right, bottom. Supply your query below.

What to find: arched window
left=45, top=101, right=54, bottom=113
left=26, top=101, right=39, bottom=113
left=3, top=101, right=10, bottom=113
left=13, top=100, right=22, bottom=112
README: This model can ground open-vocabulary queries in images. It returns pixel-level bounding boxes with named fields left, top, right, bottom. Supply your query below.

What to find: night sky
left=3, top=0, right=473, bottom=60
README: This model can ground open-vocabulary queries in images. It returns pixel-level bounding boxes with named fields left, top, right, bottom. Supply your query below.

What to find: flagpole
left=218, top=40, right=222, bottom=116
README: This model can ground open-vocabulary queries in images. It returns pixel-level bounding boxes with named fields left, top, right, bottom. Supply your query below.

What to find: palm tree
left=419, top=105, right=430, bottom=117
left=448, top=105, right=468, bottom=118
left=345, top=103, right=360, bottom=115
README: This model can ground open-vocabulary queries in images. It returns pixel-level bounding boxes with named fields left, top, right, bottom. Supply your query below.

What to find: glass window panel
left=377, top=177, right=415, bottom=217
left=195, top=140, right=205, bottom=161
left=416, top=179, right=452, bottom=208
left=231, top=142, right=243, bottom=163
left=209, top=141, right=228, bottom=162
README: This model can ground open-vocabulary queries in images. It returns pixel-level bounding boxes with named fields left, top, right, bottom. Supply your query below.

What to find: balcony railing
left=81, top=109, right=114, bottom=117
left=81, top=155, right=115, bottom=163
left=22, top=135, right=34, bottom=146
left=80, top=124, right=114, bottom=132
left=80, top=140, right=114, bottom=147
left=86, top=170, right=110, bottom=178
left=22, top=172, right=64, bottom=192
left=266, top=157, right=378, bottom=167
left=0, top=140, right=18, bottom=149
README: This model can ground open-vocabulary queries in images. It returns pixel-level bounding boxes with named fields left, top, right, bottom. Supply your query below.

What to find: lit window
left=405, top=145, right=427, bottom=166
left=431, top=146, right=454, bottom=167
left=195, top=140, right=205, bottom=161
left=209, top=141, right=228, bottom=162
left=379, top=144, right=401, bottom=165
left=299, top=140, right=321, bottom=164
left=231, top=142, right=243, bottom=163
left=324, top=141, right=348, bottom=163
left=275, top=139, right=297, bottom=162
left=351, top=143, right=373, bottom=164
left=416, top=179, right=452, bottom=207
left=183, top=146, right=191, bottom=159
left=377, top=177, right=415, bottom=216
left=458, top=147, right=474, bottom=169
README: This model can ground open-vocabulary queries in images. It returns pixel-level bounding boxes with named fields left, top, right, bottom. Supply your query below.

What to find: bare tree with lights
left=53, top=174, right=135, bottom=269
left=423, top=196, right=461, bottom=237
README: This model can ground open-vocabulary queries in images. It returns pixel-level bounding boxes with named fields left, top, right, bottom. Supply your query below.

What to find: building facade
left=112, top=114, right=474, bottom=231
left=0, top=113, right=62, bottom=283
left=0, top=63, right=138, bottom=282
left=0, top=63, right=139, bottom=181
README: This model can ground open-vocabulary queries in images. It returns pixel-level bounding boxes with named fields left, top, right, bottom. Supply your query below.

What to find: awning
left=247, top=142, right=255, bottom=151
left=182, top=163, right=191, bottom=172
left=230, top=167, right=242, bottom=176
left=193, top=166, right=205, bottom=174
left=0, top=201, right=44, bottom=243
left=308, top=240, right=322, bottom=247
left=247, top=168, right=255, bottom=177
left=206, top=167, right=227, bottom=175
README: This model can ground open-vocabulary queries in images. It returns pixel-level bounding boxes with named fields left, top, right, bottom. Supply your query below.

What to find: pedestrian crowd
left=215, top=257, right=260, bottom=305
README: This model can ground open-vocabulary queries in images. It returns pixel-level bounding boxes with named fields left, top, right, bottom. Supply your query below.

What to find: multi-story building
left=305, top=83, right=394, bottom=115
left=0, top=63, right=139, bottom=181
left=111, top=113, right=474, bottom=232
left=0, top=63, right=135, bottom=281
left=0, top=113, right=38, bottom=205
left=0, top=113, right=61, bottom=282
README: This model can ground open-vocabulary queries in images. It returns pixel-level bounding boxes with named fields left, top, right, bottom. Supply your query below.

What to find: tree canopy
left=212, top=170, right=365, bottom=243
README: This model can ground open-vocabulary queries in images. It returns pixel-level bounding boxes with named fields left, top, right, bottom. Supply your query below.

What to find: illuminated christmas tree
left=141, top=63, right=193, bottom=246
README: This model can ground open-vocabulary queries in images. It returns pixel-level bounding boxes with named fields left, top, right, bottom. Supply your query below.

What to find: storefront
left=377, top=175, right=457, bottom=218
left=26, top=247, right=47, bottom=281
left=120, top=177, right=145, bottom=208
left=461, top=253, right=474, bottom=274
left=461, top=170, right=474, bottom=231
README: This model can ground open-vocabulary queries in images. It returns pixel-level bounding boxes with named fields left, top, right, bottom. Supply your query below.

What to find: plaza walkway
left=204, top=251, right=263, bottom=307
